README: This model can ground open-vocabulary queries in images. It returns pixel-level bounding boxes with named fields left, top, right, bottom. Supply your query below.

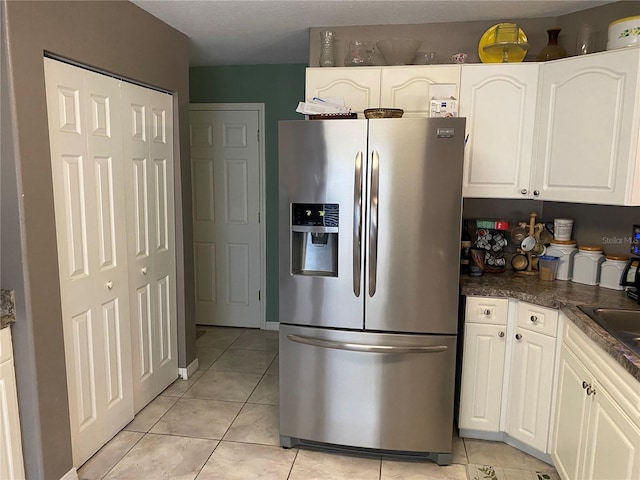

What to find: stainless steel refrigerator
left=278, top=117, right=466, bottom=465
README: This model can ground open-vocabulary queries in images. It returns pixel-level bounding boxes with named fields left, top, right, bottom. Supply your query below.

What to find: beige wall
left=2, top=1, right=194, bottom=478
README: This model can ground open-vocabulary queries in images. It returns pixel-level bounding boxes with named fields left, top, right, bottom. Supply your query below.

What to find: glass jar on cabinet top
left=572, top=245, right=605, bottom=285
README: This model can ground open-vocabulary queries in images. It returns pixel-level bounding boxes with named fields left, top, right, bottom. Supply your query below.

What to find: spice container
left=545, top=239, right=577, bottom=281
left=572, top=245, right=605, bottom=285
left=538, top=255, right=560, bottom=281
left=599, top=254, right=629, bottom=290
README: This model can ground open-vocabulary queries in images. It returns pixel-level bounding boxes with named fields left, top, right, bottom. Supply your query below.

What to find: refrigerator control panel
left=292, top=203, right=339, bottom=227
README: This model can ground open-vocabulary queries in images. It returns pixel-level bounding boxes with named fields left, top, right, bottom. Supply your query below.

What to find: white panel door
left=44, top=58, right=134, bottom=466
left=459, top=322, right=507, bottom=432
left=190, top=109, right=261, bottom=327
left=121, top=83, right=178, bottom=412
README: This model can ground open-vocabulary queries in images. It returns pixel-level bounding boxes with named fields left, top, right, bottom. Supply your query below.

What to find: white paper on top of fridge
left=429, top=83, right=458, bottom=118
left=295, top=97, right=351, bottom=115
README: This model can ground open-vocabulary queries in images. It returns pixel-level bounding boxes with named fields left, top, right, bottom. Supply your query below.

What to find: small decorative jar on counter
left=545, top=239, right=577, bottom=281
left=599, top=254, right=630, bottom=290
left=572, top=245, right=605, bottom=285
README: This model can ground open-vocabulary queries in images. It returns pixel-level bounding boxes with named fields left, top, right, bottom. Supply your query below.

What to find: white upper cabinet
left=380, top=66, right=461, bottom=117
left=533, top=48, right=640, bottom=205
left=460, top=64, right=539, bottom=198
left=306, top=65, right=461, bottom=117
left=305, top=67, right=381, bottom=115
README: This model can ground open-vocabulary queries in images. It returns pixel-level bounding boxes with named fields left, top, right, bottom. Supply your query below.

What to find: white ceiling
left=131, top=0, right=613, bottom=66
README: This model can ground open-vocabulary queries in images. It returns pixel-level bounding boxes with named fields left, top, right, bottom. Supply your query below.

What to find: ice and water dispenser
left=290, top=203, right=339, bottom=277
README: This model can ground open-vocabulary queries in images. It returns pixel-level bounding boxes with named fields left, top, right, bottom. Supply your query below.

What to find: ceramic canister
left=599, top=254, right=629, bottom=290
left=545, top=239, right=577, bottom=281
left=572, top=245, right=605, bottom=285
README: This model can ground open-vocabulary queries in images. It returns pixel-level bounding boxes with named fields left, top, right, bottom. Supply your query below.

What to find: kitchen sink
left=577, top=305, right=640, bottom=356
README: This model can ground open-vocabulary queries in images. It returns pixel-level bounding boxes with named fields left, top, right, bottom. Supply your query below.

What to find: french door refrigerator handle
left=287, top=334, right=448, bottom=354
left=369, top=150, right=380, bottom=297
left=353, top=151, right=363, bottom=297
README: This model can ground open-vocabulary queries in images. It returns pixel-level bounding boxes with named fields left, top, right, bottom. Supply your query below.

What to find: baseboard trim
left=178, top=358, right=199, bottom=380
left=59, top=467, right=78, bottom=480
left=264, top=322, right=279, bottom=331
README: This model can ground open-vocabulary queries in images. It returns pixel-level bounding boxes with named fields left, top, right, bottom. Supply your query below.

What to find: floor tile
left=289, top=448, right=381, bottom=480
left=195, top=441, right=297, bottom=480
left=223, top=403, right=280, bottom=446
left=247, top=374, right=279, bottom=405
left=161, top=370, right=205, bottom=397
left=209, top=348, right=277, bottom=374
left=504, top=467, right=536, bottom=480
left=195, top=347, right=226, bottom=371
left=267, top=354, right=279, bottom=375
left=381, top=459, right=468, bottom=479
left=123, top=395, right=178, bottom=433
left=196, top=326, right=243, bottom=349
left=104, top=433, right=216, bottom=480
left=464, top=439, right=555, bottom=472
left=184, top=369, right=263, bottom=402
left=229, top=329, right=279, bottom=351
left=78, top=431, right=143, bottom=480
left=150, top=397, right=243, bottom=440
left=451, top=434, right=468, bottom=465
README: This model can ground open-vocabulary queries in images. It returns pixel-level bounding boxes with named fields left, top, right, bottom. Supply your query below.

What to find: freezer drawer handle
left=286, top=334, right=448, bottom=354
left=353, top=151, right=363, bottom=297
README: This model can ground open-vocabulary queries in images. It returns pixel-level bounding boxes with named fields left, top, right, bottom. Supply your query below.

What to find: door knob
left=533, top=190, right=540, bottom=196
left=520, top=189, right=528, bottom=195
left=530, top=315, right=538, bottom=323
left=106, top=280, right=113, bottom=290
left=515, top=333, right=522, bottom=340
left=483, top=309, right=491, bottom=316
left=141, top=266, right=148, bottom=275
left=498, top=331, right=505, bottom=338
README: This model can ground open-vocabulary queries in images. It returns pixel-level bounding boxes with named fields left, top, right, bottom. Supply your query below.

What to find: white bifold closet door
left=44, top=58, right=177, bottom=467
left=120, top=82, right=177, bottom=412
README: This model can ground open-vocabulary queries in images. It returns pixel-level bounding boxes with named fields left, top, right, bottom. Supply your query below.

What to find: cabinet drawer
left=465, top=296, right=508, bottom=325
left=0, top=327, right=12, bottom=364
left=516, top=301, right=558, bottom=337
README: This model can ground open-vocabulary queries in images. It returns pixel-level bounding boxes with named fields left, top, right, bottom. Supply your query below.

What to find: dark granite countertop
left=1, top=289, right=16, bottom=330
left=460, top=273, right=640, bottom=382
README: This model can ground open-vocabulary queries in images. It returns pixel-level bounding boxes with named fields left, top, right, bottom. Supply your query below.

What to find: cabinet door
left=459, top=322, right=507, bottom=432
left=305, top=67, right=381, bottom=116
left=582, top=385, right=640, bottom=480
left=533, top=48, right=640, bottom=205
left=380, top=66, right=461, bottom=117
left=460, top=64, right=539, bottom=199
left=551, top=346, right=591, bottom=480
left=506, top=327, right=556, bottom=452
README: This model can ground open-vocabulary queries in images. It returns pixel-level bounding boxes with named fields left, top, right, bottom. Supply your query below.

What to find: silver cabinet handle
left=353, top=151, right=363, bottom=297
left=106, top=280, right=113, bottom=290
left=141, top=266, right=148, bottom=275
left=533, top=190, right=540, bottom=196
left=515, top=333, right=522, bottom=340
left=286, top=334, right=448, bottom=354
left=498, top=331, right=505, bottom=338
left=483, top=309, right=492, bottom=316
left=368, top=150, right=380, bottom=297
left=530, top=315, right=538, bottom=323
left=520, top=189, right=528, bottom=195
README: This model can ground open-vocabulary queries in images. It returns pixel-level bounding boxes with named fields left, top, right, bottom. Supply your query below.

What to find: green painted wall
left=189, top=64, right=307, bottom=323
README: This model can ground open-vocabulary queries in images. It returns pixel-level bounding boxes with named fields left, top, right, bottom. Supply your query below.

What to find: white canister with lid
left=545, top=239, right=577, bottom=281
left=599, top=254, right=629, bottom=290
left=572, top=245, right=605, bottom=285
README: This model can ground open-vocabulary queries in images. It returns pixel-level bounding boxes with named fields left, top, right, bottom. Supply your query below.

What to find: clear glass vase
left=319, top=31, right=335, bottom=67
left=536, top=28, right=567, bottom=61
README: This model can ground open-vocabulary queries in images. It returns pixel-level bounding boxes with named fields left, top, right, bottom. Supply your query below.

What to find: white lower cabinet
left=551, top=320, right=640, bottom=480
left=0, top=328, right=25, bottom=480
left=459, top=296, right=558, bottom=459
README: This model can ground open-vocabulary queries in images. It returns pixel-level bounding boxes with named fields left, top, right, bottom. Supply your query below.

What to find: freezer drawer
left=279, top=324, right=457, bottom=458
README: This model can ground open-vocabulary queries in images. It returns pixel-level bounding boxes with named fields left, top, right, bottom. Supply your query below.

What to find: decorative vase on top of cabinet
left=305, top=65, right=461, bottom=117
left=533, top=47, right=640, bottom=205
left=459, top=63, right=540, bottom=199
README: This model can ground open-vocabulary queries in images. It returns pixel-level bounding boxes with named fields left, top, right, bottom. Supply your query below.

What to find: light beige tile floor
left=78, top=326, right=561, bottom=480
